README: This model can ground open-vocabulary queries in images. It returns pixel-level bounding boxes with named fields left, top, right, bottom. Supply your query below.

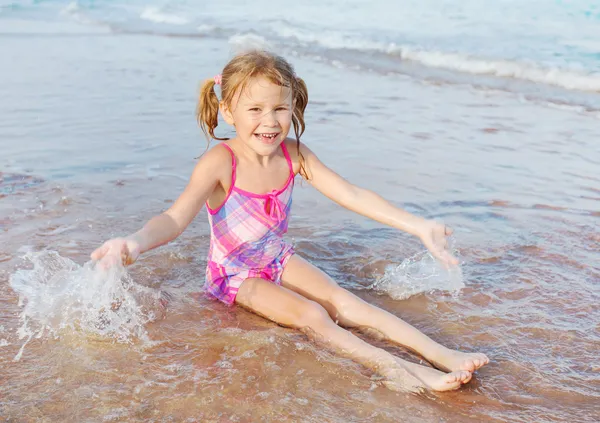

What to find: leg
left=235, top=277, right=471, bottom=392
left=281, top=255, right=489, bottom=373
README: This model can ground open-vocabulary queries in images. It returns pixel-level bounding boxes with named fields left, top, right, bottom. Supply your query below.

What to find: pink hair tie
left=214, top=74, right=222, bottom=85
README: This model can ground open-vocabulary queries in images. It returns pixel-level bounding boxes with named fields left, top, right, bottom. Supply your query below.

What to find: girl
left=91, top=50, right=489, bottom=392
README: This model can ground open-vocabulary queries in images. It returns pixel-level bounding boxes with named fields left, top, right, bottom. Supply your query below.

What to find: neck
left=229, top=137, right=281, bottom=167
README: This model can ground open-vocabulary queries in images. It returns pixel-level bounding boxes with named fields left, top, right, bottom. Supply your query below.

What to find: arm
left=299, top=142, right=458, bottom=265
left=91, top=145, right=229, bottom=264
left=130, top=150, right=221, bottom=253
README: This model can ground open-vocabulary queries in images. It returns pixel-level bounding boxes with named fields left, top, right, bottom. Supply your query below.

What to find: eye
left=276, top=107, right=289, bottom=111
left=249, top=107, right=261, bottom=112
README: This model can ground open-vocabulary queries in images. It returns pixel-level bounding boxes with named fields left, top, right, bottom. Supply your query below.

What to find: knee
left=294, top=300, right=331, bottom=331
left=328, top=288, right=368, bottom=326
left=329, top=288, right=363, bottom=315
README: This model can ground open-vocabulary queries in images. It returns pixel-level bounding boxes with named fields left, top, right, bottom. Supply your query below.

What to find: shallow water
left=1, top=3, right=600, bottom=422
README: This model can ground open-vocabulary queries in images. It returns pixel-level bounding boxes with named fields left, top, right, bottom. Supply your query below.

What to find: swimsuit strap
left=221, top=142, right=237, bottom=186
left=280, top=141, right=294, bottom=177
left=220, top=141, right=293, bottom=193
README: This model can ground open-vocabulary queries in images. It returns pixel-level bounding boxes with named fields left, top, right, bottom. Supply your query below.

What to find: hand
left=90, top=237, right=141, bottom=267
left=417, top=220, right=459, bottom=267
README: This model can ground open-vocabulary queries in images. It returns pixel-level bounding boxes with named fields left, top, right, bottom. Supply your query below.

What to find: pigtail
left=292, top=77, right=310, bottom=180
left=196, top=78, right=228, bottom=143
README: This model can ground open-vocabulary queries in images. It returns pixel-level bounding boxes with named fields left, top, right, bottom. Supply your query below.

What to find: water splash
left=9, top=251, right=163, bottom=361
left=371, top=249, right=465, bottom=300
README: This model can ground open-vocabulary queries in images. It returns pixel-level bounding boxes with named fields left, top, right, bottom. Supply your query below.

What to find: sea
left=0, top=1, right=599, bottom=422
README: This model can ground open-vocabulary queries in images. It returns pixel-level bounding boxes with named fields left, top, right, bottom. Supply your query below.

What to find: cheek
left=232, top=113, right=257, bottom=127
left=281, top=111, right=293, bottom=125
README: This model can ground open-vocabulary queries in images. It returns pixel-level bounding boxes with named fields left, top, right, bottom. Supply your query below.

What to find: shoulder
left=199, top=142, right=233, bottom=164
left=283, top=138, right=316, bottom=175
left=191, top=142, right=233, bottom=180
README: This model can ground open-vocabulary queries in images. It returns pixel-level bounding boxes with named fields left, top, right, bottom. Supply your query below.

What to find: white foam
left=140, top=7, right=188, bottom=25
left=271, top=23, right=384, bottom=51
left=269, top=24, right=600, bottom=93
left=60, top=1, right=90, bottom=25
left=197, top=24, right=217, bottom=35
left=229, top=33, right=272, bottom=52
left=60, top=2, right=79, bottom=15
left=58, top=1, right=108, bottom=30
left=396, top=47, right=600, bottom=93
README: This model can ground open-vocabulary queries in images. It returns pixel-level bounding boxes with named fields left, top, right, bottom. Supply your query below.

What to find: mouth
left=254, top=132, right=280, bottom=144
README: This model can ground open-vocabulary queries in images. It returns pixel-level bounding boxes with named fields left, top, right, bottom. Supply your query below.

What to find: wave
left=196, top=24, right=217, bottom=35
left=394, top=48, right=600, bottom=93
left=140, top=6, right=189, bottom=25
left=54, top=1, right=112, bottom=33
left=229, top=33, right=272, bottom=51
left=268, top=24, right=600, bottom=93
left=60, top=1, right=93, bottom=25
left=26, top=2, right=600, bottom=96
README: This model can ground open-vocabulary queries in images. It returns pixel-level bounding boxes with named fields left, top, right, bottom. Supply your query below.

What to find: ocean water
left=1, top=1, right=599, bottom=422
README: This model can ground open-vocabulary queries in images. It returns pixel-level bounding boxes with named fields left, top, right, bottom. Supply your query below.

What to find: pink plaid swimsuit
left=204, top=142, right=295, bottom=305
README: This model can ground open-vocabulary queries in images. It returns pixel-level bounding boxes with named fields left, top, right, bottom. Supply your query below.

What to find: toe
left=447, top=371, right=470, bottom=384
left=476, top=354, right=489, bottom=368
left=463, top=360, right=475, bottom=372
left=444, top=373, right=458, bottom=384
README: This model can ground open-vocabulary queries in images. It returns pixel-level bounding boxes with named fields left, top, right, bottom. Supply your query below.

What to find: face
left=220, top=76, right=293, bottom=156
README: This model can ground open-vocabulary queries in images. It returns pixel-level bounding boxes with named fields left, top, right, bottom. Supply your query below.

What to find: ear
left=219, top=101, right=235, bottom=125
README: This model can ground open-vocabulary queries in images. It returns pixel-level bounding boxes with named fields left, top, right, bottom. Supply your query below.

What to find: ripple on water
left=0, top=172, right=44, bottom=197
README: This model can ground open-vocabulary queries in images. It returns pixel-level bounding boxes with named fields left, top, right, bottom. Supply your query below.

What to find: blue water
left=2, top=0, right=600, bottom=96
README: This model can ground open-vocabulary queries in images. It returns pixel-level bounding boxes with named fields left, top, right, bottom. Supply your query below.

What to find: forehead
left=237, top=76, right=292, bottom=104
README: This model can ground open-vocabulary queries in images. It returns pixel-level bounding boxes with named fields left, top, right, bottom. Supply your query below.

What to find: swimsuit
left=204, top=142, right=295, bottom=305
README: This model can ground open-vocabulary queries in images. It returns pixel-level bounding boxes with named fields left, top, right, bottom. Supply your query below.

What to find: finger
left=429, top=245, right=447, bottom=263
left=423, top=237, right=457, bottom=266
left=98, top=254, right=120, bottom=270
left=121, top=243, right=138, bottom=266
left=432, top=229, right=448, bottom=250
left=444, top=225, right=453, bottom=236
left=91, top=243, right=109, bottom=260
left=121, top=252, right=135, bottom=266
left=444, top=250, right=459, bottom=266
left=432, top=249, right=459, bottom=267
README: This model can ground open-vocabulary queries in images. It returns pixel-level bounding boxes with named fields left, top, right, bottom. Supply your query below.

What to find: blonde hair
left=196, top=50, right=309, bottom=179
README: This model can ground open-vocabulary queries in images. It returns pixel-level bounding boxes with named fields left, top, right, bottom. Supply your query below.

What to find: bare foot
left=430, top=348, right=490, bottom=373
left=379, top=363, right=426, bottom=393
left=382, top=360, right=472, bottom=392
left=403, top=360, right=472, bottom=392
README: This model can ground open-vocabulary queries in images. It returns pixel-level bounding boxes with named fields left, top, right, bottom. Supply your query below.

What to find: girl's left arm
left=298, top=142, right=458, bottom=266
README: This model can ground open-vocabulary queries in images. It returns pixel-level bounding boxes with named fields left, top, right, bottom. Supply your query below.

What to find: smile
left=254, top=133, right=280, bottom=143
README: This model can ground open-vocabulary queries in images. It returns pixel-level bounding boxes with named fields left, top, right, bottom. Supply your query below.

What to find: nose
left=261, top=109, right=278, bottom=127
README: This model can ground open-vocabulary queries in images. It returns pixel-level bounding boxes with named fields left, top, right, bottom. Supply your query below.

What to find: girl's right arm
left=91, top=145, right=230, bottom=266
